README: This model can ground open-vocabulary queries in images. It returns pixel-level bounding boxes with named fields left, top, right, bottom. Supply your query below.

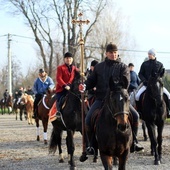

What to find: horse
left=0, top=95, right=13, bottom=114
left=94, top=79, right=133, bottom=170
left=139, top=71, right=167, bottom=165
left=49, top=71, right=89, bottom=170
left=129, top=90, right=148, bottom=141
left=20, top=93, right=34, bottom=125
left=12, top=98, right=27, bottom=121
left=35, top=88, right=56, bottom=145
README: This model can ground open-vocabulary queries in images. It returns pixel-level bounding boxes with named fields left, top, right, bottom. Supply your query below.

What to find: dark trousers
left=33, top=94, right=44, bottom=112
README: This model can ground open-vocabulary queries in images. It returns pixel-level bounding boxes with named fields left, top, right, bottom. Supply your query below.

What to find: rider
left=128, top=63, right=140, bottom=94
left=86, top=60, right=98, bottom=106
left=3, top=89, right=9, bottom=103
left=135, top=48, right=170, bottom=114
left=32, top=68, right=55, bottom=118
left=52, top=52, right=78, bottom=121
left=79, top=43, right=144, bottom=154
left=16, top=87, right=24, bottom=105
left=25, top=86, right=34, bottom=98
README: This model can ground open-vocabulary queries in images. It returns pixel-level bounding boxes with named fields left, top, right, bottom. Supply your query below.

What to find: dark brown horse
left=95, top=82, right=132, bottom=170
left=35, top=89, right=56, bottom=144
left=49, top=71, right=89, bottom=170
left=0, top=95, right=13, bottom=114
left=13, top=97, right=27, bottom=121
left=139, top=71, right=166, bottom=165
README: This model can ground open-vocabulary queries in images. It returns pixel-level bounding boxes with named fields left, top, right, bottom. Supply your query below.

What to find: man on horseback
left=3, top=89, right=9, bottom=104
left=128, top=63, right=140, bottom=94
left=135, top=48, right=170, bottom=116
left=51, top=52, right=79, bottom=121
left=16, top=87, right=24, bottom=105
left=79, top=43, right=144, bottom=154
left=25, top=86, right=34, bottom=98
left=86, top=60, right=98, bottom=107
left=32, top=69, right=55, bottom=118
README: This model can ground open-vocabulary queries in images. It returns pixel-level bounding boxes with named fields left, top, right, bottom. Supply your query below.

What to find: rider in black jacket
left=135, top=48, right=170, bottom=115
left=79, top=43, right=144, bottom=154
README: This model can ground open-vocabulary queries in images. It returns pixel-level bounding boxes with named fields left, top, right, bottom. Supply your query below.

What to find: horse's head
left=107, top=78, right=130, bottom=132
left=147, top=71, right=164, bottom=105
left=70, top=71, right=82, bottom=94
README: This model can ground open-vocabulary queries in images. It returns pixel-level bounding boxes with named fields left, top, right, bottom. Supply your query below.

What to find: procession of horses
left=0, top=70, right=169, bottom=170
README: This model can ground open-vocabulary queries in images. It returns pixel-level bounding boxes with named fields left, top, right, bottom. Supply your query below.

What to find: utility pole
left=7, top=33, right=12, bottom=95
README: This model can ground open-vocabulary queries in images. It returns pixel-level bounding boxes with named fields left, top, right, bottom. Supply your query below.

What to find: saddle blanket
left=49, top=102, right=57, bottom=122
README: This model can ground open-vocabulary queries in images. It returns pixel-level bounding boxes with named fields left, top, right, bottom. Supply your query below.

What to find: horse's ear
left=122, top=76, right=129, bottom=89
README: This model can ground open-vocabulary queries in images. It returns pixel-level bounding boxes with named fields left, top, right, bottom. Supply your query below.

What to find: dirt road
left=0, top=114, right=170, bottom=170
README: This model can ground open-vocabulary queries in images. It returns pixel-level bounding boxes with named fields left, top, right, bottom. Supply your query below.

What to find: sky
left=1, top=0, right=170, bottom=75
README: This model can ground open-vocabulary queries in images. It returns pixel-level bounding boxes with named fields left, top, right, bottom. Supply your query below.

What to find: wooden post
left=72, top=13, right=90, bottom=153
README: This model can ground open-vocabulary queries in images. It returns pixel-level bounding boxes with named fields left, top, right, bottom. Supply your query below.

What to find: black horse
left=139, top=71, right=166, bottom=165
left=49, top=71, right=88, bottom=170
left=94, top=81, right=132, bottom=170
left=0, top=95, right=13, bottom=114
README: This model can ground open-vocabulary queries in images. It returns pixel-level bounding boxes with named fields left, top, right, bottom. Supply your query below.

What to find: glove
left=143, top=81, right=148, bottom=86
left=65, top=85, right=70, bottom=91
left=79, top=84, right=86, bottom=93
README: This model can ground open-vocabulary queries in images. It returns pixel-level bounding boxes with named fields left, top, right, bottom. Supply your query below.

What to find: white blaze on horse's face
left=120, top=94, right=123, bottom=101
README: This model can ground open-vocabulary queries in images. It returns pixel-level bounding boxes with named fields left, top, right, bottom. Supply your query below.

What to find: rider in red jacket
left=54, top=52, right=78, bottom=120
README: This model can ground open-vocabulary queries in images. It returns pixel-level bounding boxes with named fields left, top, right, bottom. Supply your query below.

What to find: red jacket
left=56, top=64, right=77, bottom=93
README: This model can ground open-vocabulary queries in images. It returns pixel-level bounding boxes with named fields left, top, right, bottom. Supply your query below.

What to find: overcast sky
left=1, top=0, right=170, bottom=75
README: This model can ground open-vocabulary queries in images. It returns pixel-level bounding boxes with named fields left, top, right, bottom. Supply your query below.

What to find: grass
left=166, top=118, right=170, bottom=124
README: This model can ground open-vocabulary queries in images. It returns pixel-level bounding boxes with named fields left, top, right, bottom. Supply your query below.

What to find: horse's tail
left=49, top=125, right=62, bottom=154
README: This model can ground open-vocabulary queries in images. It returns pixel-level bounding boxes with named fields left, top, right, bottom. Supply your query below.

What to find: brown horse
left=94, top=82, right=132, bottom=170
left=0, top=95, right=13, bottom=114
left=20, top=93, right=34, bottom=125
left=35, top=89, right=56, bottom=144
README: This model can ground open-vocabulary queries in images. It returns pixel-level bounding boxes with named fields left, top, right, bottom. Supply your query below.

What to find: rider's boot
left=56, top=101, right=61, bottom=120
left=85, top=125, right=95, bottom=155
left=130, top=126, right=144, bottom=153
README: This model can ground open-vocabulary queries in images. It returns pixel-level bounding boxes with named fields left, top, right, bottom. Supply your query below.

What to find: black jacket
left=85, top=57, right=130, bottom=100
left=138, top=58, right=164, bottom=82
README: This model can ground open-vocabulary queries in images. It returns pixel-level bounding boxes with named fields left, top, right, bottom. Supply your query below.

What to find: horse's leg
left=142, top=120, right=148, bottom=141
left=36, top=118, right=40, bottom=141
left=20, top=108, right=23, bottom=121
left=145, top=121, right=160, bottom=165
left=118, top=149, right=129, bottom=170
left=100, top=152, right=113, bottom=170
left=42, top=119, right=48, bottom=144
left=92, top=135, right=98, bottom=163
left=157, top=121, right=164, bottom=163
left=66, top=130, right=76, bottom=170
left=58, top=130, right=64, bottom=163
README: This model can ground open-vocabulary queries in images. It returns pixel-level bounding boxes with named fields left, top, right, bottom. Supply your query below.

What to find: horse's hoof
left=154, top=160, right=161, bottom=165
left=93, top=157, right=98, bottom=163
left=79, top=152, right=88, bottom=162
left=37, top=136, right=40, bottom=141
left=144, top=136, right=148, bottom=141
left=70, top=166, right=77, bottom=170
left=59, top=158, right=64, bottom=163
left=44, top=140, right=47, bottom=145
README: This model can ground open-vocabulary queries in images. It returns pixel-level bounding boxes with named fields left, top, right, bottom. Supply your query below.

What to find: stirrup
left=56, top=111, right=61, bottom=119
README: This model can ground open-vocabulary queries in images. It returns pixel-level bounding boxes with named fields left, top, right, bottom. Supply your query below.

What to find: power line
left=1, top=33, right=170, bottom=54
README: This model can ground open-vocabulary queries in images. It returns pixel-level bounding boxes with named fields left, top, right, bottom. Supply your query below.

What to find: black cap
left=39, top=68, right=45, bottom=73
left=91, top=60, right=98, bottom=66
left=106, top=43, right=118, bottom=52
left=128, top=63, right=134, bottom=67
left=64, top=52, right=73, bottom=58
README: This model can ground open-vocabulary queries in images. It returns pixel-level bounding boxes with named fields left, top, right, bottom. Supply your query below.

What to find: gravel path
left=0, top=114, right=170, bottom=170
